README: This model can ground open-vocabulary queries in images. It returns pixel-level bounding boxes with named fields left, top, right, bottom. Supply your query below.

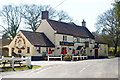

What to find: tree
left=114, top=0, right=120, bottom=27
left=20, top=4, right=42, bottom=32
left=95, top=8, right=120, bottom=54
left=0, top=5, right=22, bottom=40
left=57, top=10, right=73, bottom=22
left=114, top=0, right=120, bottom=55
left=21, top=4, right=57, bottom=32
left=0, top=4, right=73, bottom=39
left=21, top=4, right=73, bottom=32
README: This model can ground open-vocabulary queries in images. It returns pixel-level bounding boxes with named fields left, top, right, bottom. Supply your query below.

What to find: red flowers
left=61, top=47, right=67, bottom=54
left=48, top=48, right=52, bottom=54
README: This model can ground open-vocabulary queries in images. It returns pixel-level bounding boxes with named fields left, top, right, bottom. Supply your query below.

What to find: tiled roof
left=47, top=19, right=94, bottom=38
left=95, top=36, right=107, bottom=44
left=2, top=39, right=11, bottom=46
left=20, top=30, right=55, bottom=47
left=0, top=39, right=11, bottom=48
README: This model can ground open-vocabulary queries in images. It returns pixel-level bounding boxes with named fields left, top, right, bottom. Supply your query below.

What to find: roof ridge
left=46, top=19, right=94, bottom=38
left=20, top=30, right=44, bottom=34
left=47, top=19, right=82, bottom=27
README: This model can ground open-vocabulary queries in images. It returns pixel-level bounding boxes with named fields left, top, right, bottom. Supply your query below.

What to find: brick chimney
left=82, top=19, right=86, bottom=27
left=41, top=11, right=49, bottom=20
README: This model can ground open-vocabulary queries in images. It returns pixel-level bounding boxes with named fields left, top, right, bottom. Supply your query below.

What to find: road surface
left=0, top=58, right=118, bottom=78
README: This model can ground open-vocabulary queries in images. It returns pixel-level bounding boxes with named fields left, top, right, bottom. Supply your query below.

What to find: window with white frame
left=36, top=47, right=41, bottom=53
left=63, top=35, right=67, bottom=42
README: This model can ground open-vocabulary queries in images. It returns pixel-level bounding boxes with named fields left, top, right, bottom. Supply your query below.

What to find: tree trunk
left=114, top=43, right=118, bottom=55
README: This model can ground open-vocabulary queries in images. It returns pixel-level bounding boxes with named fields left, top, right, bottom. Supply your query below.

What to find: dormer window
left=63, top=36, right=67, bottom=42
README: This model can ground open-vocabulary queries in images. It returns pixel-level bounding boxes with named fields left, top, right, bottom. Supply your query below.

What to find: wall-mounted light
left=69, top=48, right=72, bottom=50
left=57, top=47, right=60, bottom=49
left=52, top=50, right=54, bottom=52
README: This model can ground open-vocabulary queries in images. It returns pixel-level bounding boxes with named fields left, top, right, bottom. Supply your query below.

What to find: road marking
left=79, top=65, right=90, bottom=73
left=0, top=75, right=2, bottom=80
left=30, top=68, right=42, bottom=73
left=36, top=67, right=52, bottom=73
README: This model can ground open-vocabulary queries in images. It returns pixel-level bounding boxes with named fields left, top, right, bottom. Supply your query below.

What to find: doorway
left=95, top=48, right=98, bottom=58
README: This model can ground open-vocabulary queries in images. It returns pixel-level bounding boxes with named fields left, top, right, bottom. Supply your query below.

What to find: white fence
left=72, top=56, right=88, bottom=61
left=48, top=56, right=62, bottom=61
left=47, top=56, right=88, bottom=61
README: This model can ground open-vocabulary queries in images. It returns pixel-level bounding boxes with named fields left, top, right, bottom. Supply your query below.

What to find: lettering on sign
left=60, top=42, right=74, bottom=46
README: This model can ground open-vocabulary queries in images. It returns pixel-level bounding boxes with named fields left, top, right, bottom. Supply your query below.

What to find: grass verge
left=108, top=56, right=115, bottom=58
left=0, top=65, right=41, bottom=72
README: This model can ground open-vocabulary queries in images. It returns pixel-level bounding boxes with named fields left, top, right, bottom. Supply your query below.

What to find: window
left=27, top=47, right=30, bottom=53
left=12, top=48, right=14, bottom=53
left=46, top=48, right=48, bottom=52
left=85, top=42, right=89, bottom=47
left=36, top=47, right=41, bottom=53
left=18, top=50, right=22, bottom=53
left=38, top=47, right=41, bottom=53
left=77, top=37, right=80, bottom=42
left=63, top=36, right=67, bottom=42
left=89, top=40, right=92, bottom=43
left=94, top=43, right=99, bottom=48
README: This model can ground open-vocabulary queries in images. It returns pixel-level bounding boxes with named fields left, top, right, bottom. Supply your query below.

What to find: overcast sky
left=0, top=0, right=114, bottom=37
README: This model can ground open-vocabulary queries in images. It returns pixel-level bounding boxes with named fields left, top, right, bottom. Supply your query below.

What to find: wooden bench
left=48, top=56, right=62, bottom=61
left=72, top=56, right=88, bottom=61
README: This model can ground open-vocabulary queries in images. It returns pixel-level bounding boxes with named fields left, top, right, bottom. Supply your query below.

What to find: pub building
left=8, top=11, right=108, bottom=60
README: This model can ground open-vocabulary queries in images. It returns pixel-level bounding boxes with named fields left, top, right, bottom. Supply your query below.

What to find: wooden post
left=72, top=56, right=74, bottom=61
left=77, top=56, right=78, bottom=60
left=12, top=59, right=14, bottom=69
left=61, top=56, right=62, bottom=61
left=26, top=56, right=31, bottom=65
left=48, top=56, right=49, bottom=61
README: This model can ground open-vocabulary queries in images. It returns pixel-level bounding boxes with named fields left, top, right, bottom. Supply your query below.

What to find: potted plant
left=63, top=53, right=71, bottom=61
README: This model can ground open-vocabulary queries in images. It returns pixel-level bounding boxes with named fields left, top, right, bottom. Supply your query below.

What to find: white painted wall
left=8, top=31, right=51, bottom=57
left=98, top=44, right=108, bottom=56
left=55, top=34, right=73, bottom=45
left=8, top=31, right=34, bottom=56
left=53, top=34, right=74, bottom=56
left=33, top=19, right=109, bottom=57
left=36, top=20, right=55, bottom=44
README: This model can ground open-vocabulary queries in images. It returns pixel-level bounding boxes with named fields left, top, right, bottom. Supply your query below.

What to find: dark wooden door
left=95, top=49, right=98, bottom=58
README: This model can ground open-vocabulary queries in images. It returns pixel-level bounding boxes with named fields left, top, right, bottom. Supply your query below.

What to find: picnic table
left=0, top=56, right=31, bottom=69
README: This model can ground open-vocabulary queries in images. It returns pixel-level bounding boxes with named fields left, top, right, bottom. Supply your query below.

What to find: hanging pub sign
left=60, top=42, right=74, bottom=46
left=14, top=36, right=26, bottom=49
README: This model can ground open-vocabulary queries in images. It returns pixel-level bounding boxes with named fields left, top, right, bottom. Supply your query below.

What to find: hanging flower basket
left=48, top=48, right=53, bottom=54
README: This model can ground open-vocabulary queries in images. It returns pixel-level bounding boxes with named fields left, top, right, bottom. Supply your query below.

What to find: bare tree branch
left=0, top=5, right=22, bottom=40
